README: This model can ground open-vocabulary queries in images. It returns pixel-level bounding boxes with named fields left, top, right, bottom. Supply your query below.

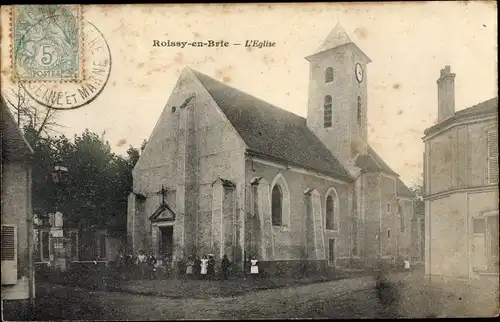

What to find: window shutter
left=488, top=130, right=498, bottom=184
left=1, top=225, right=18, bottom=285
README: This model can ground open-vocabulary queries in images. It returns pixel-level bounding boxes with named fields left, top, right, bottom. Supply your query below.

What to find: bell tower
left=305, top=23, right=371, bottom=163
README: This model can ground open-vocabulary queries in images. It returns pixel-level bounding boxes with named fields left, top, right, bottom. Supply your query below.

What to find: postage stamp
left=6, top=5, right=112, bottom=110
left=11, top=5, right=83, bottom=82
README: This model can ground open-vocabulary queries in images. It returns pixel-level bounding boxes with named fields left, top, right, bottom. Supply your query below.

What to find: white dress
left=250, top=259, right=259, bottom=274
left=200, top=259, right=208, bottom=275
left=404, top=260, right=411, bottom=270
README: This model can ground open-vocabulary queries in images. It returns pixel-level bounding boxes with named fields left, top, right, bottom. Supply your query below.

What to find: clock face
left=355, top=63, right=364, bottom=83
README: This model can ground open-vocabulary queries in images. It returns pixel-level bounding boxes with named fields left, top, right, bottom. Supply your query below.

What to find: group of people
left=184, top=254, right=232, bottom=280
left=116, top=249, right=167, bottom=280
left=116, top=250, right=261, bottom=281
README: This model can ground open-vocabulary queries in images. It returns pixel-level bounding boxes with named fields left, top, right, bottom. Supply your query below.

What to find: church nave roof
left=191, top=69, right=353, bottom=182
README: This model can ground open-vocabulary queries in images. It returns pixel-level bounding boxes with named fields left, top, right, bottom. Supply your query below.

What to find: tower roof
left=306, top=23, right=371, bottom=62
left=314, top=23, right=352, bottom=55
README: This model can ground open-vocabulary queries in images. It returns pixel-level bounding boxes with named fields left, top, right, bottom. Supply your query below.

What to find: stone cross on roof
left=157, top=185, right=168, bottom=206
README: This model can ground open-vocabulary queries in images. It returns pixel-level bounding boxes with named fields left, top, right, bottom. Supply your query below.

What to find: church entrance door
left=159, top=226, right=174, bottom=258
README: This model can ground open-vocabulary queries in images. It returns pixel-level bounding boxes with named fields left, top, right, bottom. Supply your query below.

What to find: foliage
left=26, top=124, right=143, bottom=239
left=3, top=83, right=60, bottom=142
left=409, top=175, right=424, bottom=221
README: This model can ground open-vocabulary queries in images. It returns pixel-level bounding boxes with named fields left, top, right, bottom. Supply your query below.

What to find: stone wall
left=129, top=68, right=246, bottom=265
left=1, top=161, right=33, bottom=302
left=244, top=158, right=352, bottom=268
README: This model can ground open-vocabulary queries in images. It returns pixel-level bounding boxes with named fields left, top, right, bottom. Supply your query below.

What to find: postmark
left=10, top=6, right=112, bottom=110
left=12, top=5, right=83, bottom=82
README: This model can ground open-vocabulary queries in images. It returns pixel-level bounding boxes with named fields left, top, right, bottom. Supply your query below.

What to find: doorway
left=159, top=226, right=174, bottom=258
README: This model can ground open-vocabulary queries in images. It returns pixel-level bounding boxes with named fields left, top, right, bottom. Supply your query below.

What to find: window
left=270, top=173, right=290, bottom=227
left=271, top=185, right=282, bottom=226
left=387, top=203, right=391, bottom=213
left=99, top=233, right=107, bottom=259
left=325, top=67, right=334, bottom=83
left=387, top=229, right=391, bottom=239
left=473, top=218, right=486, bottom=234
left=324, top=95, right=332, bottom=128
left=487, top=130, right=498, bottom=184
left=326, top=195, right=335, bottom=230
left=1, top=225, right=17, bottom=285
left=325, top=188, right=339, bottom=231
left=1, top=225, right=16, bottom=261
left=399, top=204, right=405, bottom=232
left=357, top=96, right=362, bottom=125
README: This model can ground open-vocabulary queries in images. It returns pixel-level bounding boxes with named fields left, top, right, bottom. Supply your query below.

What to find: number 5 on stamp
left=12, top=5, right=83, bottom=82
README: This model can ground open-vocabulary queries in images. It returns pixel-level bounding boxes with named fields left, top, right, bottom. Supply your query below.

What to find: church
left=127, top=24, right=416, bottom=276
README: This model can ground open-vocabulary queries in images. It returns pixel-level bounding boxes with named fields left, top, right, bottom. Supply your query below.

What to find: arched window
left=324, top=95, right=332, bottom=128
left=399, top=204, right=405, bottom=232
left=326, top=195, right=335, bottom=230
left=325, top=67, right=334, bottom=83
left=325, top=187, right=339, bottom=231
left=387, top=229, right=391, bottom=239
left=357, top=96, right=362, bottom=125
left=271, top=185, right=282, bottom=226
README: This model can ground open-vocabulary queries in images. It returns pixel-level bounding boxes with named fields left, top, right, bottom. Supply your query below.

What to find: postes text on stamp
left=12, top=5, right=83, bottom=82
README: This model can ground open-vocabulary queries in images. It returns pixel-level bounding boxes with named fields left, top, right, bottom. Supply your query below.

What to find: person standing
left=162, top=254, right=172, bottom=279
left=200, top=255, right=209, bottom=280
left=136, top=250, right=147, bottom=279
left=403, top=256, right=411, bottom=277
left=147, top=252, right=157, bottom=280
left=194, top=256, right=202, bottom=279
left=125, top=251, right=133, bottom=280
left=250, top=257, right=259, bottom=280
left=208, top=254, right=216, bottom=279
left=221, top=255, right=231, bottom=280
left=185, top=256, right=194, bottom=279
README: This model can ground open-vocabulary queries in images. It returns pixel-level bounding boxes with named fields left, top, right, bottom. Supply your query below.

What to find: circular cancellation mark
left=15, top=19, right=112, bottom=111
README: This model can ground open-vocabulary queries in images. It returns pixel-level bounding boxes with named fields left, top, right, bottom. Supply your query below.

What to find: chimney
left=437, top=65, right=456, bottom=122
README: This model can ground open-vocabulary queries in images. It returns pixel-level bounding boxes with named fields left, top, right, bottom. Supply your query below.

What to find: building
left=1, top=96, right=36, bottom=317
left=423, top=66, right=498, bottom=284
left=32, top=212, right=122, bottom=270
left=127, top=24, right=416, bottom=275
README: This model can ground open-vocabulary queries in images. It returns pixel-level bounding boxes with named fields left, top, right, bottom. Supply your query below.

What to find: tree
left=29, top=129, right=144, bottom=240
left=126, top=146, right=140, bottom=169
left=409, top=175, right=425, bottom=260
left=2, top=83, right=60, bottom=143
left=409, top=176, right=424, bottom=220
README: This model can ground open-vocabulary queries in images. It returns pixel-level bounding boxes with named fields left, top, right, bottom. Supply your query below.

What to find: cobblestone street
left=27, top=270, right=498, bottom=320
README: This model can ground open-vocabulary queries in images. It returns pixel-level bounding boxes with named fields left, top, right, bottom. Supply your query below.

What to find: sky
left=1, top=2, right=497, bottom=187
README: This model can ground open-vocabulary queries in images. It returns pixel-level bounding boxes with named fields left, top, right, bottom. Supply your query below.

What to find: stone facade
left=1, top=97, right=36, bottom=309
left=423, top=66, right=498, bottom=284
left=129, top=68, right=247, bottom=265
left=128, top=24, right=416, bottom=276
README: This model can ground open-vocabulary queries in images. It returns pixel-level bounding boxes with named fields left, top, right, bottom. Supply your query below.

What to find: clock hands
left=355, top=63, right=363, bottom=82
